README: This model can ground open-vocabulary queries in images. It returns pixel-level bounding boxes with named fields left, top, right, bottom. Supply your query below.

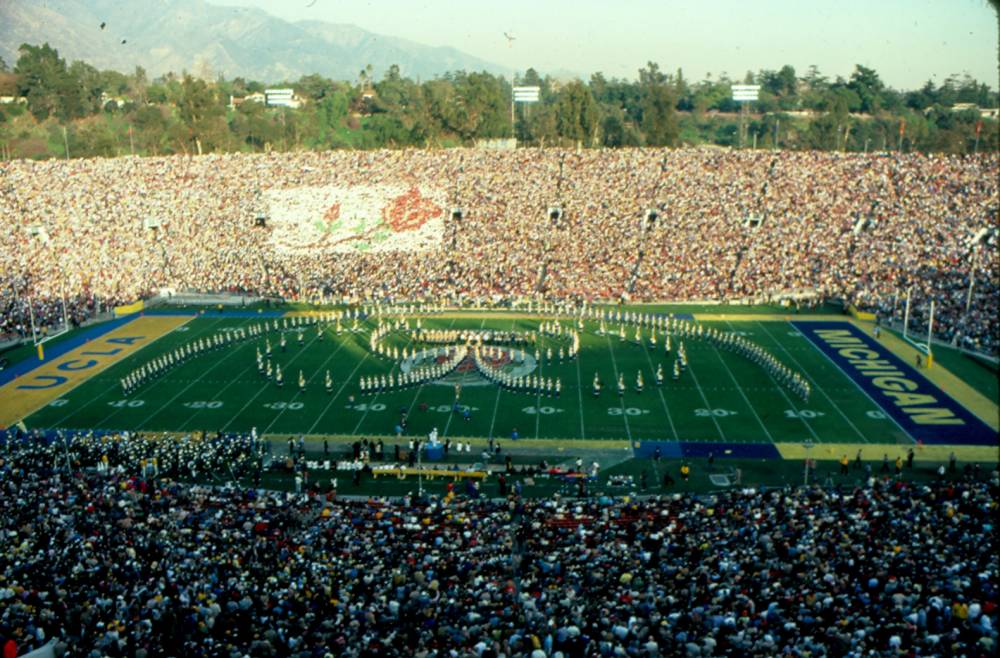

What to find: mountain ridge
left=0, top=0, right=510, bottom=82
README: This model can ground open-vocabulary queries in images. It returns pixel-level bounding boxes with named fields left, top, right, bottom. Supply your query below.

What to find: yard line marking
left=487, top=318, right=519, bottom=440
left=573, top=330, right=587, bottom=441
left=138, top=320, right=296, bottom=431
left=85, top=318, right=234, bottom=429
left=219, top=324, right=332, bottom=433
left=638, top=339, right=678, bottom=441
left=245, top=325, right=352, bottom=435
left=305, top=350, right=372, bottom=435
left=759, top=321, right=870, bottom=442
left=405, top=315, right=461, bottom=421
left=721, top=318, right=820, bottom=442
left=601, top=332, right=634, bottom=447
left=678, top=345, right=728, bottom=442
left=41, top=315, right=212, bottom=429
left=443, top=317, right=487, bottom=439
left=706, top=335, right=776, bottom=444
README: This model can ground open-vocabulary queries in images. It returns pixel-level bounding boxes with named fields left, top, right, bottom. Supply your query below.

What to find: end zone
left=793, top=321, right=996, bottom=445
left=0, top=316, right=190, bottom=428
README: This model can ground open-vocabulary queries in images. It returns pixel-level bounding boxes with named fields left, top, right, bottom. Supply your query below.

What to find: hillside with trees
left=0, top=43, right=996, bottom=160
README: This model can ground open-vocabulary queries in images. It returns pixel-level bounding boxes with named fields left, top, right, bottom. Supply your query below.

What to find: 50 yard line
left=486, top=318, right=519, bottom=440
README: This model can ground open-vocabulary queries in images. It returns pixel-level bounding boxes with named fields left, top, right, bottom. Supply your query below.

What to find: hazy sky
left=212, top=0, right=998, bottom=89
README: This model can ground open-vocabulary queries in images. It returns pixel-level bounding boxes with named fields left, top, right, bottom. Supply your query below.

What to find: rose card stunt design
left=265, top=184, right=447, bottom=254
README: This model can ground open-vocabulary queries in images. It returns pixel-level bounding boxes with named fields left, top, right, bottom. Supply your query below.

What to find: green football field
left=22, top=310, right=937, bottom=447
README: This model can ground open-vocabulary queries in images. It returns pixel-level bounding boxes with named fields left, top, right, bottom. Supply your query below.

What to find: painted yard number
left=108, top=399, right=145, bottom=408
left=784, top=409, right=825, bottom=419
left=183, top=401, right=223, bottom=409
left=695, top=408, right=737, bottom=417
left=264, top=401, right=304, bottom=410
left=349, top=402, right=386, bottom=412
left=608, top=407, right=650, bottom=416
left=523, top=406, right=562, bottom=415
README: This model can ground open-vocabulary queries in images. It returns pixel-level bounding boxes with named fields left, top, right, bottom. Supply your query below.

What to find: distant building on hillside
left=264, top=89, right=301, bottom=109
left=927, top=103, right=1000, bottom=120
left=228, top=92, right=266, bottom=110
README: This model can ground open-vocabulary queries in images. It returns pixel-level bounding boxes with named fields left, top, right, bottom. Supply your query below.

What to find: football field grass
left=19, top=308, right=995, bottom=452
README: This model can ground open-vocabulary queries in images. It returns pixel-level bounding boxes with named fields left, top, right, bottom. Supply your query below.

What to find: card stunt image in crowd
left=266, top=184, right=448, bottom=254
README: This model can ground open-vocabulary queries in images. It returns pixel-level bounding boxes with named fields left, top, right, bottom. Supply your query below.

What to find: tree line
left=0, top=42, right=996, bottom=160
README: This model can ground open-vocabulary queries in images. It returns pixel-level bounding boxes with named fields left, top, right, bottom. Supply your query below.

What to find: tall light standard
left=731, top=85, right=760, bottom=147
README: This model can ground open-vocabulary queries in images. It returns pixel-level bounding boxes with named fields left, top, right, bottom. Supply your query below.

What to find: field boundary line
left=858, top=321, right=999, bottom=430
left=19, top=316, right=197, bottom=429
left=76, top=317, right=228, bottom=430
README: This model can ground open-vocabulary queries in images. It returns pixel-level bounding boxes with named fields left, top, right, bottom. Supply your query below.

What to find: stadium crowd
left=1, top=149, right=996, bottom=353
left=0, top=429, right=996, bottom=658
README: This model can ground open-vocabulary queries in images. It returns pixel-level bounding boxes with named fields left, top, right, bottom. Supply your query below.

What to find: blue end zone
left=793, top=321, right=996, bottom=446
left=635, top=441, right=780, bottom=460
left=0, top=317, right=137, bottom=387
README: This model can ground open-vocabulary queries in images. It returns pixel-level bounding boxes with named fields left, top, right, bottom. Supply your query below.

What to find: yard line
left=443, top=317, right=488, bottom=439
left=405, top=315, right=461, bottom=420
left=758, top=321, right=871, bottom=442
left=487, top=318, right=519, bottom=440
left=217, top=324, right=331, bottom=432
left=89, top=318, right=239, bottom=429
left=601, top=332, right=634, bottom=446
left=721, top=319, right=820, bottom=442
left=676, top=345, right=728, bottom=442
left=352, top=319, right=427, bottom=434
left=637, top=339, right=678, bottom=441
left=573, top=334, right=587, bottom=440
left=138, top=320, right=307, bottom=431
left=242, top=325, right=353, bottom=435
left=44, top=315, right=206, bottom=428
left=705, top=339, right=777, bottom=443
left=533, top=338, right=544, bottom=440
left=304, top=351, right=372, bottom=435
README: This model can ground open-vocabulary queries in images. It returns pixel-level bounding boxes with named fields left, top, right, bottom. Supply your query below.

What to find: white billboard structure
left=265, top=89, right=301, bottom=109
left=513, top=86, right=540, bottom=102
left=731, top=85, right=760, bottom=148
left=511, top=85, right=540, bottom=141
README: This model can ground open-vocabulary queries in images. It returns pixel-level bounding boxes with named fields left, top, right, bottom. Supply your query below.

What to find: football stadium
left=1, top=3, right=999, bottom=657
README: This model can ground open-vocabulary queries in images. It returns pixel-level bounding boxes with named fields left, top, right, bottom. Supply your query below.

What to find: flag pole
left=926, top=299, right=935, bottom=368
left=902, top=287, right=911, bottom=340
